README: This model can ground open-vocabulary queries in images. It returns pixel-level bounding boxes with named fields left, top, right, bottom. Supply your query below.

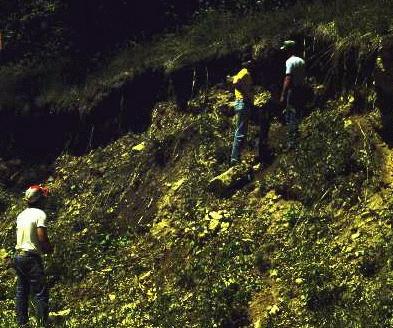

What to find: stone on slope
left=208, top=164, right=253, bottom=196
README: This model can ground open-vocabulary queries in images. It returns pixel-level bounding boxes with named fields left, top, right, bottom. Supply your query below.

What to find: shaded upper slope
left=0, top=0, right=390, bottom=160
left=0, top=0, right=390, bottom=114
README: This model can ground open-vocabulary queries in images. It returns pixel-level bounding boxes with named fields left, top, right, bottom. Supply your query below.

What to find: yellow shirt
left=233, top=68, right=253, bottom=100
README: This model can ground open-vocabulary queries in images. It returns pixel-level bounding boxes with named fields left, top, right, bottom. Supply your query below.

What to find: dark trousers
left=14, top=254, right=49, bottom=327
left=286, top=86, right=306, bottom=114
left=258, top=98, right=283, bottom=164
left=284, top=86, right=306, bottom=145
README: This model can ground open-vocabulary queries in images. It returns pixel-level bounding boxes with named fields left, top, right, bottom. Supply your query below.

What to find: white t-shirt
left=285, top=55, right=305, bottom=87
left=15, top=208, right=47, bottom=254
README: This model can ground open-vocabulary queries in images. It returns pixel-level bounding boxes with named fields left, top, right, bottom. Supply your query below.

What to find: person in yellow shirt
left=230, top=59, right=255, bottom=165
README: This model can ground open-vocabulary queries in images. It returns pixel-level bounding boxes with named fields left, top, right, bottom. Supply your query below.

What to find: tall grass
left=0, top=0, right=392, bottom=113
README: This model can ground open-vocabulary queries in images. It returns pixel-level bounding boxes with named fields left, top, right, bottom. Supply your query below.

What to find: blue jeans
left=284, top=88, right=304, bottom=147
left=284, top=105, right=298, bottom=147
left=231, top=99, right=251, bottom=164
left=14, top=254, right=49, bottom=327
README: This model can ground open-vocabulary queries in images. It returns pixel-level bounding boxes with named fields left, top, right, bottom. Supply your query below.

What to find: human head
left=240, top=45, right=257, bottom=70
left=242, top=58, right=256, bottom=70
left=280, top=40, right=297, bottom=57
left=25, top=185, right=49, bottom=207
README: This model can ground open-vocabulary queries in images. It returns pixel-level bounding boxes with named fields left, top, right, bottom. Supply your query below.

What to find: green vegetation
left=0, top=0, right=392, bottom=113
left=262, top=96, right=382, bottom=206
left=1, top=0, right=393, bottom=327
left=1, top=84, right=393, bottom=326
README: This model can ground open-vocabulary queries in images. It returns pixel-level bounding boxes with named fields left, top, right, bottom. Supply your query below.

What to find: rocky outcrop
left=208, top=164, right=254, bottom=196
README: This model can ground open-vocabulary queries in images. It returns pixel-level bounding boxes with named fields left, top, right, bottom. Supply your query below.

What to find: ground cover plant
left=1, top=0, right=393, bottom=327
left=1, top=85, right=393, bottom=327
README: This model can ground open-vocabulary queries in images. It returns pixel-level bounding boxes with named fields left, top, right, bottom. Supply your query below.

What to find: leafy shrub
left=0, top=187, right=10, bottom=213
left=262, top=100, right=380, bottom=206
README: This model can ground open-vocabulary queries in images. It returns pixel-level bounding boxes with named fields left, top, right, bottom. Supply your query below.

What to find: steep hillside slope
left=1, top=84, right=393, bottom=327
left=1, top=1, right=393, bottom=327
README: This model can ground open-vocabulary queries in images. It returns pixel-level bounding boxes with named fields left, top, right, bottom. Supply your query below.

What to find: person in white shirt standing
left=14, top=185, right=53, bottom=327
left=280, top=40, right=306, bottom=148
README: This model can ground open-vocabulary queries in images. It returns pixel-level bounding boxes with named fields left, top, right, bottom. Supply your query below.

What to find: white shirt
left=286, top=55, right=305, bottom=87
left=15, top=208, right=47, bottom=254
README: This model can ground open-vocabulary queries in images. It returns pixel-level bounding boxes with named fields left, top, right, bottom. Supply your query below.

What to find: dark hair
left=241, top=59, right=255, bottom=69
left=27, top=196, right=46, bottom=208
left=240, top=45, right=253, bottom=62
left=288, top=42, right=302, bottom=55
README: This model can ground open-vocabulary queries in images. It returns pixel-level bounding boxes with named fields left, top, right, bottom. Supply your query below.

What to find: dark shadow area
left=69, top=69, right=166, bottom=155
left=0, top=69, right=166, bottom=160
left=375, top=88, right=393, bottom=145
left=375, top=38, right=393, bottom=146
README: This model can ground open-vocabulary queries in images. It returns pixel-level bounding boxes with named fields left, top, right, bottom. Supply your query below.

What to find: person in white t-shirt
left=280, top=40, right=306, bottom=148
left=14, top=185, right=53, bottom=327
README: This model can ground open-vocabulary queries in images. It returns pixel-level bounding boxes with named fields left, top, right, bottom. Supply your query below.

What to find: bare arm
left=37, top=227, right=53, bottom=254
left=280, top=74, right=292, bottom=103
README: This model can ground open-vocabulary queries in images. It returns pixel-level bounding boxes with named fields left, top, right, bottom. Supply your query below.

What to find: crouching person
left=14, top=185, right=53, bottom=327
